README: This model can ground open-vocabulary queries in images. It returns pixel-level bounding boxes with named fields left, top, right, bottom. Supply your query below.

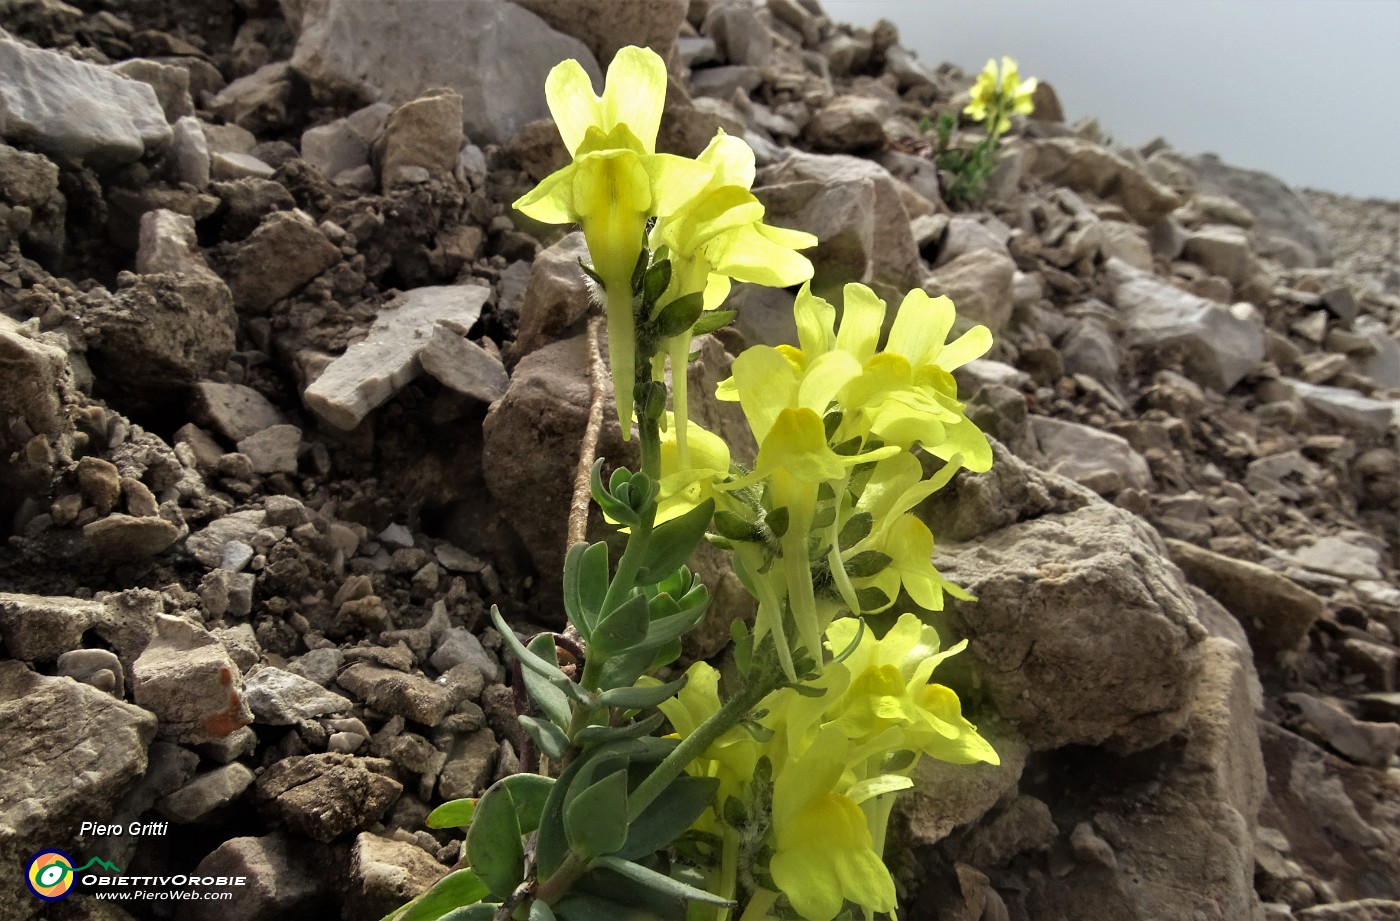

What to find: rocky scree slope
left=0, top=1, right=1398, bottom=920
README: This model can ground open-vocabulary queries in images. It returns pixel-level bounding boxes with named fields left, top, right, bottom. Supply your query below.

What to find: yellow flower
left=650, top=131, right=816, bottom=467
left=513, top=46, right=711, bottom=436
left=963, top=56, right=1038, bottom=138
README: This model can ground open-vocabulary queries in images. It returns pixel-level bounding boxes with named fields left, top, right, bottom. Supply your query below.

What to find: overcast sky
left=821, top=0, right=1400, bottom=200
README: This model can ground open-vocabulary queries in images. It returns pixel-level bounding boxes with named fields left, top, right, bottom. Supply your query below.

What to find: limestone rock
left=291, top=0, right=600, bottom=146
left=508, top=0, right=688, bottom=64
left=223, top=210, right=341, bottom=314
left=182, top=834, right=331, bottom=921
left=255, top=752, right=402, bottom=842
left=1030, top=416, right=1152, bottom=495
left=379, top=89, right=463, bottom=190
left=0, top=662, right=156, bottom=921
left=1106, top=258, right=1264, bottom=392
left=84, top=513, right=182, bottom=561
left=1028, top=138, right=1183, bottom=226
left=244, top=665, right=353, bottom=725
left=191, top=382, right=287, bottom=444
left=301, top=102, right=393, bottom=183
left=1176, top=152, right=1333, bottom=266
left=131, top=615, right=253, bottom=745
left=185, top=510, right=269, bottom=568
left=805, top=95, right=887, bottom=153
left=337, top=664, right=457, bottom=726
left=420, top=326, right=509, bottom=404
left=136, top=209, right=215, bottom=278
left=1283, top=379, right=1396, bottom=435
left=0, top=38, right=171, bottom=168
left=924, top=248, right=1017, bottom=336
left=702, top=2, right=773, bottom=66
left=1184, top=223, right=1256, bottom=286
left=756, top=151, right=922, bottom=300
left=936, top=495, right=1206, bottom=752
left=512, top=232, right=596, bottom=358
left=303, top=286, right=490, bottom=430
left=0, top=592, right=103, bottom=661
left=1296, top=902, right=1400, bottom=921
left=157, top=762, right=257, bottom=823
left=346, top=832, right=449, bottom=921
left=1166, top=539, right=1324, bottom=661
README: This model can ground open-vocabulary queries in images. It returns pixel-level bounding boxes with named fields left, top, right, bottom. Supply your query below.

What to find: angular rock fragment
left=304, top=286, right=489, bottom=430
left=131, top=615, right=253, bottom=744
left=223, top=210, right=342, bottom=314
left=255, top=752, right=402, bottom=842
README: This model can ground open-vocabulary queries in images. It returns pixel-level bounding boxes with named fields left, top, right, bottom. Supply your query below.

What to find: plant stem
left=626, top=671, right=779, bottom=821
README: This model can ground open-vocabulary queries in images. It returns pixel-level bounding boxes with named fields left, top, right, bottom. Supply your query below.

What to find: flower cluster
left=514, top=47, right=814, bottom=440
left=659, top=282, right=993, bottom=678
left=963, top=55, right=1038, bottom=139
left=659, top=614, right=999, bottom=921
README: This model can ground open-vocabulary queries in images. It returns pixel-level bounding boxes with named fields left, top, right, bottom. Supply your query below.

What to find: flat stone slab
left=303, top=286, right=489, bottom=430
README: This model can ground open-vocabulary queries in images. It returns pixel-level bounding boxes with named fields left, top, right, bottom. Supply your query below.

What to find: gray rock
left=83, top=272, right=238, bottom=402
left=1166, top=539, right=1324, bottom=661
left=1284, top=379, right=1397, bottom=434
left=1106, top=258, right=1264, bottom=391
left=936, top=216, right=1009, bottom=266
left=756, top=151, right=922, bottom=299
left=1019, top=639, right=1267, bottom=921
left=1176, top=152, right=1332, bottom=266
left=937, top=495, right=1206, bottom=752
left=896, top=727, right=1029, bottom=849
left=157, top=762, right=257, bottom=823
left=1027, top=138, right=1183, bottom=226
left=347, top=833, right=449, bottom=921
left=186, top=510, right=269, bottom=568
left=110, top=58, right=194, bottom=122
left=182, top=834, right=329, bottom=921
left=804, top=95, right=887, bottom=153
left=337, top=664, right=457, bottom=726
left=291, top=0, right=600, bottom=146
left=1355, top=316, right=1400, bottom=389
left=437, top=729, right=498, bottom=800
left=513, top=231, right=592, bottom=358
left=136, top=209, right=214, bottom=278
left=210, top=149, right=276, bottom=181
left=0, top=38, right=171, bottom=168
left=690, top=64, right=764, bottom=100
left=192, top=381, right=287, bottom=444
left=208, top=62, right=295, bottom=135
left=1183, top=223, right=1256, bottom=286
left=508, top=0, right=688, bottom=64
left=380, top=89, right=463, bottom=190
left=430, top=627, right=500, bottom=682
left=304, top=286, right=490, bottom=430
left=84, top=513, right=182, bottom=561
left=56, top=648, right=125, bottom=696
left=1285, top=693, right=1400, bottom=768
left=1031, top=416, right=1152, bottom=494
left=0, top=662, right=156, bottom=921
left=0, top=592, right=102, bottom=661
left=131, top=615, right=253, bottom=744
left=224, top=209, right=342, bottom=314
left=702, top=2, right=773, bottom=66
left=924, top=248, right=1017, bottom=336
left=1296, top=903, right=1400, bottom=921
left=1284, top=535, right=1384, bottom=582
left=255, top=752, right=402, bottom=842
left=1058, top=319, right=1121, bottom=385
left=244, top=665, right=353, bottom=724
left=236, top=423, right=303, bottom=475
left=301, top=102, right=393, bottom=182
left=420, top=326, right=509, bottom=404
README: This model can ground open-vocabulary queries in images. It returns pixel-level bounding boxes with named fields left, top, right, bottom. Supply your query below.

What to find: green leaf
left=573, top=711, right=665, bottom=749
left=465, top=781, right=526, bottom=900
left=731, top=620, right=752, bottom=676
left=425, top=798, right=475, bottom=830
left=524, top=634, right=573, bottom=727
left=838, top=512, right=873, bottom=546
left=436, top=905, right=499, bottom=921
left=594, top=676, right=688, bottom=711
left=766, top=506, right=789, bottom=538
left=591, top=593, right=651, bottom=657
left=562, top=543, right=592, bottom=642
left=578, top=259, right=604, bottom=290
left=520, top=714, right=571, bottom=760
left=854, top=587, right=891, bottom=612
left=499, top=773, right=554, bottom=835
left=631, top=245, right=649, bottom=294
left=490, top=606, right=571, bottom=688
left=845, top=551, right=893, bottom=578
left=529, top=902, right=559, bottom=921
left=618, top=775, right=720, bottom=860
left=595, top=645, right=655, bottom=692
left=637, top=498, right=714, bottom=582
left=642, top=259, right=671, bottom=308
left=590, top=459, right=636, bottom=526
left=652, top=292, right=705, bottom=339
left=589, top=856, right=734, bottom=908
left=829, top=618, right=866, bottom=666
left=810, top=505, right=836, bottom=530
left=397, top=868, right=490, bottom=921
left=712, top=511, right=758, bottom=542
left=690, top=309, right=736, bottom=337
left=565, top=768, right=630, bottom=859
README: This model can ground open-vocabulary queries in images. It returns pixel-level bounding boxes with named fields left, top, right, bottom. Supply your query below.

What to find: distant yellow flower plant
left=964, top=55, right=1038, bottom=138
